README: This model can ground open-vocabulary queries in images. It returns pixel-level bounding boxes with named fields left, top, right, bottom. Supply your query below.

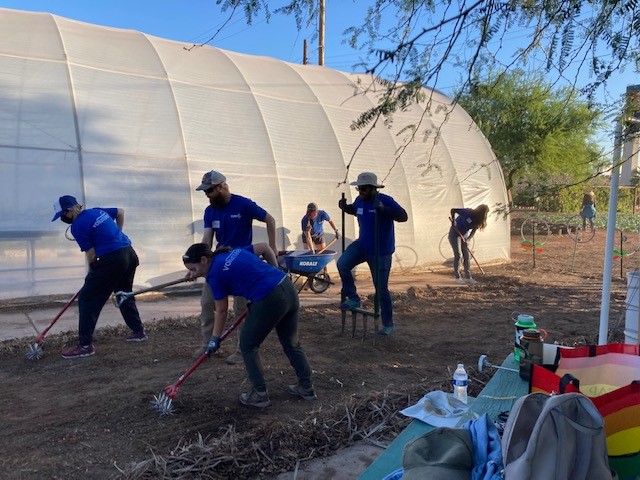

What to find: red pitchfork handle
left=35, top=290, right=81, bottom=344
left=162, top=309, right=248, bottom=399
left=450, top=218, right=485, bottom=275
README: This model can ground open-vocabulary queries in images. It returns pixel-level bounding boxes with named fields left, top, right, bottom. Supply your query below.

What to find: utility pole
left=318, top=0, right=325, bottom=66
left=303, top=39, right=308, bottom=65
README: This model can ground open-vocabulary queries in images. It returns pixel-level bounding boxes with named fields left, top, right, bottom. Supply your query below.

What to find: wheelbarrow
left=278, top=249, right=337, bottom=293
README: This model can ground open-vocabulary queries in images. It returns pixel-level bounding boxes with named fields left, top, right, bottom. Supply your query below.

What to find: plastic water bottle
left=453, top=363, right=468, bottom=404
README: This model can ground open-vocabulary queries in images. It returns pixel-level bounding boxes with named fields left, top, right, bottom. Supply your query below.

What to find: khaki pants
left=200, top=283, right=247, bottom=352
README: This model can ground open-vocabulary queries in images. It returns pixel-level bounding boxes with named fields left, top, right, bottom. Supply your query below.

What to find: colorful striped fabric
left=530, top=344, right=640, bottom=479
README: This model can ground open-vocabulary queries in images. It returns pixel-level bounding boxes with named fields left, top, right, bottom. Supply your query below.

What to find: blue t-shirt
left=454, top=209, right=475, bottom=236
left=352, top=193, right=404, bottom=256
left=203, top=194, right=267, bottom=248
left=206, top=246, right=286, bottom=302
left=301, top=210, right=331, bottom=236
left=71, top=208, right=131, bottom=257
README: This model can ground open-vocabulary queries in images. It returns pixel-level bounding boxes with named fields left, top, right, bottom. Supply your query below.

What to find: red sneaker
left=61, top=344, right=95, bottom=359
left=126, top=330, right=147, bottom=342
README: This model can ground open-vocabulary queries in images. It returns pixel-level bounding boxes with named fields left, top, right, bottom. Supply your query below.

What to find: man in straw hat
left=337, top=172, right=408, bottom=336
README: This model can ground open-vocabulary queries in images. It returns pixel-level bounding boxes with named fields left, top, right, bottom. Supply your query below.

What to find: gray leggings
left=240, top=277, right=313, bottom=392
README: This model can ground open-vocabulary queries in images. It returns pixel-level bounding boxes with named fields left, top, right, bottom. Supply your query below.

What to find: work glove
left=338, top=198, right=348, bottom=211
left=334, top=230, right=340, bottom=239
left=206, top=336, right=221, bottom=357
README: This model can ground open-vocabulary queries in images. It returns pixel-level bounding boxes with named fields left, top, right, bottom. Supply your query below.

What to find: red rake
left=450, top=219, right=485, bottom=275
left=25, top=290, right=81, bottom=361
left=151, top=310, right=247, bottom=416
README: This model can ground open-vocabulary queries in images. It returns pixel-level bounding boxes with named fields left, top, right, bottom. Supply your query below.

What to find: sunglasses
left=203, top=184, right=218, bottom=194
left=356, top=185, right=375, bottom=191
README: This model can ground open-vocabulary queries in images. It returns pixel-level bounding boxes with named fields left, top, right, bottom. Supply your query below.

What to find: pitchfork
left=152, top=309, right=248, bottom=416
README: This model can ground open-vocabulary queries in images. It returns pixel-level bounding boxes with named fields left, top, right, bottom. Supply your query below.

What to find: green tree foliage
left=215, top=0, right=640, bottom=122
left=456, top=70, right=604, bottom=201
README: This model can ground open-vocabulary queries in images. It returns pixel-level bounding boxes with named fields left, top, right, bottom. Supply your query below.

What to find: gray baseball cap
left=196, top=170, right=226, bottom=191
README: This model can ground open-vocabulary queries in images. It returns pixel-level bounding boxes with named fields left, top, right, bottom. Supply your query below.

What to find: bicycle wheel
left=309, top=273, right=331, bottom=293
left=520, top=217, right=551, bottom=246
left=392, top=245, right=419, bottom=273
left=566, top=215, right=595, bottom=243
left=438, top=233, right=475, bottom=260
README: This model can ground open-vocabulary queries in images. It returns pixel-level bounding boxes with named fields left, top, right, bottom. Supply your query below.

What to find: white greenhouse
left=0, top=8, right=510, bottom=300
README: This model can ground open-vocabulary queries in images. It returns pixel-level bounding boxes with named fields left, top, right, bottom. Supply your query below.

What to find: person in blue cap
left=52, top=195, right=146, bottom=359
left=337, top=172, right=408, bottom=336
left=182, top=242, right=316, bottom=409
left=301, top=202, right=339, bottom=253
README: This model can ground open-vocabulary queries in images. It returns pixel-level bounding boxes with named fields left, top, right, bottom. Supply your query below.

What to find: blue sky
left=1, top=0, right=638, bottom=147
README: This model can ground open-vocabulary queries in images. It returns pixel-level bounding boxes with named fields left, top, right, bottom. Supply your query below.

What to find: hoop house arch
left=0, top=8, right=509, bottom=299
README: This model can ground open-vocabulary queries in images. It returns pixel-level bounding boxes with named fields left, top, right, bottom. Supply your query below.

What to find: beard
left=209, top=195, right=226, bottom=208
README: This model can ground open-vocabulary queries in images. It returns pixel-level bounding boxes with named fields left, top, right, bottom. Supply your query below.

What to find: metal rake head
left=151, top=391, right=175, bottom=416
left=25, top=343, right=43, bottom=361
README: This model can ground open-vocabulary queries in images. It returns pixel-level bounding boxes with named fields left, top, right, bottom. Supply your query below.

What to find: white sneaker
left=466, top=277, right=479, bottom=285
left=455, top=277, right=465, bottom=284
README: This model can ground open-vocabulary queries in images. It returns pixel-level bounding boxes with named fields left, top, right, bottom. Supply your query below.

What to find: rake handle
left=317, top=235, right=338, bottom=254
left=162, top=309, right=248, bottom=396
left=113, top=277, right=190, bottom=307
left=35, top=290, right=81, bottom=343
left=450, top=220, right=485, bottom=275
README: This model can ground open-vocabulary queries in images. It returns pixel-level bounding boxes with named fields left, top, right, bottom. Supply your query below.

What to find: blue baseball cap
left=52, top=195, right=79, bottom=221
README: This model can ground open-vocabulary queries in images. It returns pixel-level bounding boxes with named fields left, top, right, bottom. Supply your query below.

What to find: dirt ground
left=0, top=227, right=635, bottom=479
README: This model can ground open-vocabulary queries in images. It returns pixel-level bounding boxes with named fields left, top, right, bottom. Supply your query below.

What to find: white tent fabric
left=0, top=8, right=510, bottom=300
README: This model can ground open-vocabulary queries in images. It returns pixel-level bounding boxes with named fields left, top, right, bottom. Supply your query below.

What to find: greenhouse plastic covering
left=0, top=8, right=509, bottom=300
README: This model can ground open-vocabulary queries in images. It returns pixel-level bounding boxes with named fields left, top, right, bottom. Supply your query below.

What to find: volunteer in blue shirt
left=301, top=202, right=339, bottom=252
left=337, top=172, right=408, bottom=336
left=191, top=170, right=277, bottom=365
left=449, top=204, right=489, bottom=284
left=51, top=195, right=146, bottom=359
left=183, top=242, right=316, bottom=409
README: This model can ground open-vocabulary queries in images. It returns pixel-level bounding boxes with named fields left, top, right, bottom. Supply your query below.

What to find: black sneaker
left=287, top=383, right=317, bottom=401
left=239, top=389, right=271, bottom=408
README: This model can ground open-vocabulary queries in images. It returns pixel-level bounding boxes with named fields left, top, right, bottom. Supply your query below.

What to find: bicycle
left=392, top=245, right=419, bottom=274
left=439, top=232, right=475, bottom=261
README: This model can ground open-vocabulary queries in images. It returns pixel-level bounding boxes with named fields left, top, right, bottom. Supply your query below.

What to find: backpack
left=501, top=392, right=615, bottom=480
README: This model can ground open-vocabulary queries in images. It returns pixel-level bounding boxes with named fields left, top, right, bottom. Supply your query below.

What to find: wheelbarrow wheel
left=309, top=273, right=331, bottom=293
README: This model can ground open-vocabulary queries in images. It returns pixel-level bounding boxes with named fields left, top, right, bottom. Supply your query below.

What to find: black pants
left=78, top=246, right=142, bottom=345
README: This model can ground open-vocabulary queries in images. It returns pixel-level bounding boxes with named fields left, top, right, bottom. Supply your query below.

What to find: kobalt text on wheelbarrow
left=277, top=249, right=337, bottom=293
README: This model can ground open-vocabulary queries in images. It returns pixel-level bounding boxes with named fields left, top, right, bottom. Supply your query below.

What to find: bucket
left=512, top=313, right=536, bottom=361
left=625, top=272, right=640, bottom=344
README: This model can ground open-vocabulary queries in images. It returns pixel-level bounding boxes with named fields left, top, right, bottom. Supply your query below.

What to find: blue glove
left=206, top=336, right=221, bottom=357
